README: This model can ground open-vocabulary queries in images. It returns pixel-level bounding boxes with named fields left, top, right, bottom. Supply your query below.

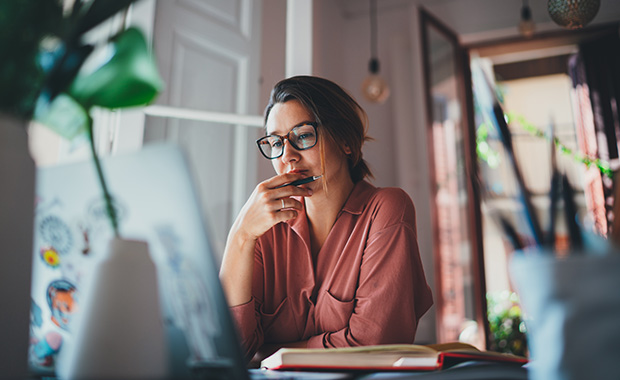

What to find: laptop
left=29, top=143, right=349, bottom=380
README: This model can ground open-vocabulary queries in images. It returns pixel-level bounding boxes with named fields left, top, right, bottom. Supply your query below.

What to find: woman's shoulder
left=362, top=183, right=416, bottom=226
left=372, top=185, right=412, bottom=202
left=366, top=184, right=414, bottom=209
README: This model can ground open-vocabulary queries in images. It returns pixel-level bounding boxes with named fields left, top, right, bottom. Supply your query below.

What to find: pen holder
left=510, top=251, right=620, bottom=380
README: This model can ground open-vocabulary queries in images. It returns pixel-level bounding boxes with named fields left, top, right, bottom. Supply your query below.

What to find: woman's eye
left=298, top=132, right=314, bottom=141
left=270, top=139, right=283, bottom=148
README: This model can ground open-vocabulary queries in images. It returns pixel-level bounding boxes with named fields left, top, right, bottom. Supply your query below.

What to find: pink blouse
left=230, top=180, right=433, bottom=360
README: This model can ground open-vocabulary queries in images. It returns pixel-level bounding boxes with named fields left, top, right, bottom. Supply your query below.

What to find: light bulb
left=362, top=75, right=390, bottom=103
left=519, top=3, right=535, bottom=37
left=361, top=58, right=390, bottom=103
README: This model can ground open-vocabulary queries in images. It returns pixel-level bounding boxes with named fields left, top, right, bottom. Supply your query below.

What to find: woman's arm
left=220, top=172, right=313, bottom=360
left=250, top=339, right=309, bottom=367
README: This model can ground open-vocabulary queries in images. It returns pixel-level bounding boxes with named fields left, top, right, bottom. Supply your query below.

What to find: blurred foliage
left=475, top=112, right=612, bottom=180
left=0, top=0, right=136, bottom=119
left=0, top=0, right=63, bottom=117
left=476, top=121, right=501, bottom=168
left=507, top=112, right=613, bottom=179
left=0, top=0, right=162, bottom=238
left=487, top=291, right=528, bottom=357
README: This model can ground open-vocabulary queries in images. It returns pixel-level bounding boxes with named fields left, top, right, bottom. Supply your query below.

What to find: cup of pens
left=510, top=248, right=620, bottom=380
left=473, top=58, right=620, bottom=380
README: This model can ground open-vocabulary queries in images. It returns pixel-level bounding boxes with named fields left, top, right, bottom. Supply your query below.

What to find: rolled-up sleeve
left=229, top=297, right=262, bottom=361
left=229, top=243, right=265, bottom=361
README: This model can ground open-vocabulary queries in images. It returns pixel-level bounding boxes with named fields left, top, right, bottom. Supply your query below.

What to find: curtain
left=568, top=31, right=620, bottom=235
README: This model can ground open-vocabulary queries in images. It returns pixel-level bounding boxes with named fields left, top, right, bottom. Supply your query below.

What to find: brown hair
left=264, top=76, right=373, bottom=183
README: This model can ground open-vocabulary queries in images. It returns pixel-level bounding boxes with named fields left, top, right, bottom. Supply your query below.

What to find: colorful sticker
left=31, top=299, right=43, bottom=329
left=38, top=215, right=73, bottom=255
left=155, top=225, right=221, bottom=358
left=29, top=331, right=62, bottom=370
left=87, top=196, right=127, bottom=226
left=79, top=223, right=90, bottom=255
left=46, top=279, right=78, bottom=331
left=39, top=246, right=61, bottom=268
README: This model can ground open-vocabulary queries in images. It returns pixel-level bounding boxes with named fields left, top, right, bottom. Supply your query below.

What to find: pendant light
left=361, top=0, right=390, bottom=103
left=518, top=0, right=535, bottom=38
left=548, top=0, right=601, bottom=29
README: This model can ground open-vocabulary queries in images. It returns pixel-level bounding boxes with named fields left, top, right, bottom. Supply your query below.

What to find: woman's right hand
left=220, top=172, right=313, bottom=307
left=231, top=172, right=313, bottom=242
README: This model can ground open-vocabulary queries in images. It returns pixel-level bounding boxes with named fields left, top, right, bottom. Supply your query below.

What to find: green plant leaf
left=71, top=0, right=137, bottom=38
left=69, top=27, right=163, bottom=110
left=42, top=43, right=94, bottom=102
left=34, top=93, right=88, bottom=141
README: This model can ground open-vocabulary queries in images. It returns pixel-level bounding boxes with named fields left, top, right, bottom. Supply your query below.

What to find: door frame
left=419, top=7, right=489, bottom=348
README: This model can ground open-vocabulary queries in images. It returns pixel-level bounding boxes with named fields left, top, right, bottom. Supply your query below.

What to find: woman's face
left=265, top=100, right=351, bottom=192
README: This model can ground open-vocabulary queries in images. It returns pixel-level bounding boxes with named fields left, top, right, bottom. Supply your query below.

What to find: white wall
left=257, top=0, right=287, bottom=182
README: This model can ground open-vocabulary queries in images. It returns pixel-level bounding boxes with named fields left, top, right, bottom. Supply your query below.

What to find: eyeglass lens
left=257, top=123, right=317, bottom=159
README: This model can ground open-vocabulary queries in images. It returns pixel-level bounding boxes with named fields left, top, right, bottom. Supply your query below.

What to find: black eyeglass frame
left=256, top=122, right=319, bottom=159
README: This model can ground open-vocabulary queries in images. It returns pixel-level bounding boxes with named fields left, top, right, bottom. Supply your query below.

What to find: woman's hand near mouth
left=241, top=172, right=313, bottom=236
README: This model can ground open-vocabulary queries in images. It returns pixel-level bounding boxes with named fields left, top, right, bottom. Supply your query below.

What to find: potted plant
left=0, top=1, right=163, bottom=378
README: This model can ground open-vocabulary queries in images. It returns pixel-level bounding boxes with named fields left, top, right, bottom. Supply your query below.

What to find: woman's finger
left=275, top=197, right=304, bottom=212
left=263, top=172, right=306, bottom=189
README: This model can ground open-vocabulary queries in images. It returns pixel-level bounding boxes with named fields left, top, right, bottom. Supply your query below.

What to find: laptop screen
left=29, top=143, right=248, bottom=379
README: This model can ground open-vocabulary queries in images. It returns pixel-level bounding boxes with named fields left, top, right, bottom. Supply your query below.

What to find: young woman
left=219, top=76, right=433, bottom=362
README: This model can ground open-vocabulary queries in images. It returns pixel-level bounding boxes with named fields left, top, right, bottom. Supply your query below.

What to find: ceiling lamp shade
left=548, top=0, right=601, bottom=29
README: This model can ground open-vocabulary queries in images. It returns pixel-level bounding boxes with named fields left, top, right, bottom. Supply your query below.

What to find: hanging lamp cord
left=369, top=0, right=379, bottom=73
left=521, top=0, right=532, bottom=21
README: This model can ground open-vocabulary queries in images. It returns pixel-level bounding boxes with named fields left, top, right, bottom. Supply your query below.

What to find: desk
left=29, top=360, right=527, bottom=380
left=264, top=361, right=526, bottom=380
left=246, top=361, right=528, bottom=380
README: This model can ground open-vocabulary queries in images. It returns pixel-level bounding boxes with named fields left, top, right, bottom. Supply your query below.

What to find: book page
left=426, top=342, right=480, bottom=352
left=277, top=344, right=439, bottom=355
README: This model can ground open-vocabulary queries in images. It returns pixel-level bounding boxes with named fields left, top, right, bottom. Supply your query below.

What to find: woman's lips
left=287, top=169, right=307, bottom=174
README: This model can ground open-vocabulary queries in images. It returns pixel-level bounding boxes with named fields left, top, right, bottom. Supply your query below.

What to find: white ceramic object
left=0, top=114, right=35, bottom=379
left=511, top=252, right=620, bottom=380
left=57, top=238, right=167, bottom=379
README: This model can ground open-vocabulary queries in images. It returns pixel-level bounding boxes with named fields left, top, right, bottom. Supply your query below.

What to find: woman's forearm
left=219, top=226, right=256, bottom=307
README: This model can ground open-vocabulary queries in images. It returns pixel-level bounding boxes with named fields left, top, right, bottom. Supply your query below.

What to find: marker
left=275, top=175, right=323, bottom=188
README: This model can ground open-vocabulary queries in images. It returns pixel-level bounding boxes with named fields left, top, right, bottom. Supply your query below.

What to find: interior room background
left=30, top=0, right=620, bottom=348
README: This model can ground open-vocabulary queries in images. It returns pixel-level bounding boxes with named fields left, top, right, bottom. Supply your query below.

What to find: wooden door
left=144, top=0, right=263, bottom=261
left=420, top=7, right=488, bottom=348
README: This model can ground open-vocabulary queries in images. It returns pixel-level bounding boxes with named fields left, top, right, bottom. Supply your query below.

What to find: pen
left=483, top=66, right=543, bottom=247
left=610, top=172, right=620, bottom=246
left=545, top=119, right=559, bottom=250
left=275, top=175, right=323, bottom=189
left=562, top=174, right=582, bottom=251
left=498, top=215, right=523, bottom=251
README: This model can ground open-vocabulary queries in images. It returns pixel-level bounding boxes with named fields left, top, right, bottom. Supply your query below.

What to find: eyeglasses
left=256, top=122, right=318, bottom=159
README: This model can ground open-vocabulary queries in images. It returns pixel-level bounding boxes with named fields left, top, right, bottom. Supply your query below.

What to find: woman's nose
left=280, top=139, right=299, bottom=163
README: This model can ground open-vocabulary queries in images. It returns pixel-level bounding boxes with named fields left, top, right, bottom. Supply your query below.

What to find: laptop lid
left=29, top=143, right=249, bottom=380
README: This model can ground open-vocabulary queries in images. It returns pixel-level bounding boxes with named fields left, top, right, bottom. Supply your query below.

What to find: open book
left=261, top=342, right=527, bottom=372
